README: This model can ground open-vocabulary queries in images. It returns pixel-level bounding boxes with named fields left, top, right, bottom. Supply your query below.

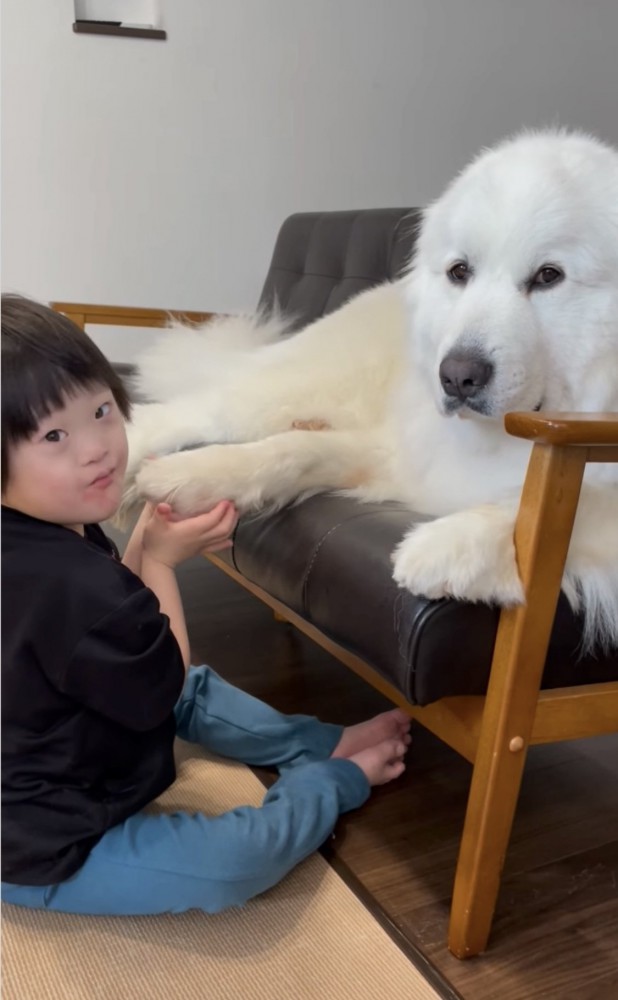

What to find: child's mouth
left=90, top=469, right=115, bottom=489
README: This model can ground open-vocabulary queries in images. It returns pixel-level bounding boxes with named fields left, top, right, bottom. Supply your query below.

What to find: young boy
left=1, top=294, right=410, bottom=916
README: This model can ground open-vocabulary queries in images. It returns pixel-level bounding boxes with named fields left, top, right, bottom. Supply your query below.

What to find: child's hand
left=142, top=500, right=239, bottom=568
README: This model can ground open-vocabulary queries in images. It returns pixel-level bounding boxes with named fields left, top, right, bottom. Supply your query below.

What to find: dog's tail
left=134, top=307, right=294, bottom=403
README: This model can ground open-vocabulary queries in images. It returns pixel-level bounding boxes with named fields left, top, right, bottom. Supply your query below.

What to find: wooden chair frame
left=53, top=302, right=618, bottom=958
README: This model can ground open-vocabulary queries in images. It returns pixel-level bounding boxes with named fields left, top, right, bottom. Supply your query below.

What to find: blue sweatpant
left=1, top=666, right=369, bottom=915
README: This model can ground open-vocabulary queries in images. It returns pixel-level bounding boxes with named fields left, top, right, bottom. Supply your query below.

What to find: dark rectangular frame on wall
left=73, top=21, right=166, bottom=40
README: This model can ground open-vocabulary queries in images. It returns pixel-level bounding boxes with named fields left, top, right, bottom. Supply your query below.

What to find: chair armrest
left=505, top=412, right=618, bottom=448
left=51, top=303, right=216, bottom=329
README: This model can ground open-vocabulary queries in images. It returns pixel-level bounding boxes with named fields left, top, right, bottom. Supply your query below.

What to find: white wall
left=3, top=0, right=618, bottom=352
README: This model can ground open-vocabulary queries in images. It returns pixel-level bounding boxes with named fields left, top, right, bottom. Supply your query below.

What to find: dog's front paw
left=134, top=444, right=267, bottom=517
left=391, top=507, right=524, bottom=606
left=134, top=450, right=219, bottom=516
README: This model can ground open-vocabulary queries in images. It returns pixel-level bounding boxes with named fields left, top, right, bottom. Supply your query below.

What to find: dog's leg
left=132, top=429, right=388, bottom=517
left=392, top=486, right=618, bottom=651
left=125, top=395, right=244, bottom=483
left=125, top=383, right=347, bottom=487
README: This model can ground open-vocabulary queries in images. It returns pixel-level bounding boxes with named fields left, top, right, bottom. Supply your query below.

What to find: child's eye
left=95, top=401, right=112, bottom=419
left=43, top=429, right=67, bottom=443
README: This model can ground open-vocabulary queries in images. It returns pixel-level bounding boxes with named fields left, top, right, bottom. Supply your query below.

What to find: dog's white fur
left=125, top=129, right=618, bottom=651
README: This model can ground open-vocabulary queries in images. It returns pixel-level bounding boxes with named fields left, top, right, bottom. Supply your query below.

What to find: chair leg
left=448, top=442, right=587, bottom=958
left=448, top=703, right=530, bottom=957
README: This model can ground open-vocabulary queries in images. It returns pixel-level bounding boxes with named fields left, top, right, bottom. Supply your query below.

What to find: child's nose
left=82, top=441, right=108, bottom=465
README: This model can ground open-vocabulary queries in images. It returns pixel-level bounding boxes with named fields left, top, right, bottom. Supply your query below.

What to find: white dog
left=124, top=129, right=618, bottom=651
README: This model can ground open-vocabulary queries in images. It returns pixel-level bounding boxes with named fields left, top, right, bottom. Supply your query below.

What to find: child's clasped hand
left=142, top=500, right=239, bottom=568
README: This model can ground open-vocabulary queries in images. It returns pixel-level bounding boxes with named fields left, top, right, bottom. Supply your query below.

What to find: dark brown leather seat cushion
left=230, top=497, right=617, bottom=705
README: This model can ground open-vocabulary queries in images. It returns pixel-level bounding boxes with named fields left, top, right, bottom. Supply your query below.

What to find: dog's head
left=406, top=129, right=618, bottom=420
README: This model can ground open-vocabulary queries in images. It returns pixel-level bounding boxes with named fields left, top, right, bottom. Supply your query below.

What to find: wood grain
left=505, top=411, right=618, bottom=446
left=51, top=302, right=215, bottom=329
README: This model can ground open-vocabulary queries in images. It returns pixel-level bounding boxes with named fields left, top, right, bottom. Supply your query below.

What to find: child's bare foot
left=331, top=709, right=411, bottom=759
left=349, top=738, right=407, bottom=786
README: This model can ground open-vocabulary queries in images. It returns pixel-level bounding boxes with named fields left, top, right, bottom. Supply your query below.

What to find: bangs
left=3, top=356, right=106, bottom=444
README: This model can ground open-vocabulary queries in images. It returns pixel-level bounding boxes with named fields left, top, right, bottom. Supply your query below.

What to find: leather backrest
left=258, top=208, right=421, bottom=329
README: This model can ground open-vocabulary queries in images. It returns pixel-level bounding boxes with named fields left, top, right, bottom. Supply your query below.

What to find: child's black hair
left=1, top=295, right=132, bottom=486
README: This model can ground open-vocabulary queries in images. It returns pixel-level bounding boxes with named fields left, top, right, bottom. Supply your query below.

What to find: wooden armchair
left=51, top=300, right=618, bottom=959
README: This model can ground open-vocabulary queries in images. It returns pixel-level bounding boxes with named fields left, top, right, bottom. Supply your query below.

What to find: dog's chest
left=392, top=412, right=532, bottom=515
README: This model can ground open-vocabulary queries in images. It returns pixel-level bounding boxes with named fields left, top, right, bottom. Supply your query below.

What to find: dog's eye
left=448, top=262, right=470, bottom=284
left=530, top=265, right=564, bottom=290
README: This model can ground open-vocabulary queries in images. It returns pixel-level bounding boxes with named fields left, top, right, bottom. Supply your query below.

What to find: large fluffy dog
left=124, top=129, right=618, bottom=650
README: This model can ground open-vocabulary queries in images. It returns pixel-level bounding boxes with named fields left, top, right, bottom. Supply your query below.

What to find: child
left=1, top=294, right=410, bottom=916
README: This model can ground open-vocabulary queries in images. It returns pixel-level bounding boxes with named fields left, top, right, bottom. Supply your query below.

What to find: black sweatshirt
left=1, top=506, right=185, bottom=885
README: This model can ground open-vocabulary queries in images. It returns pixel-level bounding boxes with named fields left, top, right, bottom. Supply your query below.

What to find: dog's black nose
left=439, top=353, right=494, bottom=400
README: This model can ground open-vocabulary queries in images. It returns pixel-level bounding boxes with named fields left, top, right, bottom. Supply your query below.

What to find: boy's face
left=2, top=384, right=129, bottom=531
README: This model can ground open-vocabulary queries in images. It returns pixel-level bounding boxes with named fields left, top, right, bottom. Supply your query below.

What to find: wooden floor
left=170, top=550, right=618, bottom=1000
